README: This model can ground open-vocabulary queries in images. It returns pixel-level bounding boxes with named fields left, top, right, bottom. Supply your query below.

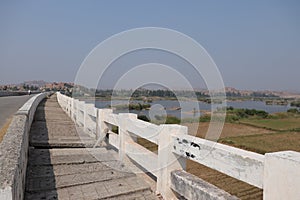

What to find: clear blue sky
left=0, top=1, right=299, bottom=91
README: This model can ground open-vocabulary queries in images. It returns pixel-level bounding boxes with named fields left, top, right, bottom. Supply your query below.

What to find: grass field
left=184, top=122, right=275, bottom=139
left=184, top=120, right=300, bottom=154
left=240, top=117, right=300, bottom=131
left=219, top=132, right=300, bottom=154
left=137, top=122, right=277, bottom=153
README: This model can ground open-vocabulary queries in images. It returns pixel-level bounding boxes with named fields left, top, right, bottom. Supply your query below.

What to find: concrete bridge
left=0, top=93, right=299, bottom=200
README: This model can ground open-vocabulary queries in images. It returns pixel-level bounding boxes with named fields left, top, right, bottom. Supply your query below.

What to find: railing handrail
left=172, top=134, right=264, bottom=188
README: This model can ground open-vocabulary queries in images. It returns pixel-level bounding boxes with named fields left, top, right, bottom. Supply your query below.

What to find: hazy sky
left=0, top=1, right=299, bottom=91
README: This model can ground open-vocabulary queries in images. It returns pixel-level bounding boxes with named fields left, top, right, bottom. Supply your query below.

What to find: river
left=93, top=99, right=295, bottom=119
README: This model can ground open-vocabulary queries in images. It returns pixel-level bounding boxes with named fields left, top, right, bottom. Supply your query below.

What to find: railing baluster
left=157, top=124, right=187, bottom=199
left=118, top=113, right=137, bottom=161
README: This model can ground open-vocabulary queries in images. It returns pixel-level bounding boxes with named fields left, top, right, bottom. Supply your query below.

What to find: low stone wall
left=0, top=92, right=51, bottom=200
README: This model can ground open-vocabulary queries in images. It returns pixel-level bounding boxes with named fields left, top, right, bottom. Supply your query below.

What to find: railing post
left=76, top=100, right=84, bottom=127
left=81, top=101, right=85, bottom=127
left=56, top=92, right=60, bottom=104
left=96, top=109, right=113, bottom=141
left=65, top=96, right=68, bottom=115
left=67, top=97, right=71, bottom=117
left=77, top=100, right=81, bottom=126
left=157, top=124, right=187, bottom=199
left=83, top=102, right=87, bottom=131
left=118, top=113, right=138, bottom=161
left=84, top=103, right=97, bottom=137
left=76, top=100, right=81, bottom=126
left=263, top=151, right=300, bottom=200
left=72, top=99, right=78, bottom=122
left=71, top=98, right=75, bottom=121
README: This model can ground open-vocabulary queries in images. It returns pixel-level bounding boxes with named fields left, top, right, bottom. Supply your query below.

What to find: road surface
left=0, top=95, right=32, bottom=130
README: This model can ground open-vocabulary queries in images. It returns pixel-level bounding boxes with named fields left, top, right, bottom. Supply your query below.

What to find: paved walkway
left=25, top=94, right=158, bottom=200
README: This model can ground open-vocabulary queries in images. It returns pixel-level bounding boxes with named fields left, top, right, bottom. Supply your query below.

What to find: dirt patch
left=184, top=122, right=275, bottom=139
left=0, top=117, right=12, bottom=143
left=219, top=132, right=300, bottom=154
left=187, top=160, right=263, bottom=200
left=240, top=117, right=300, bottom=131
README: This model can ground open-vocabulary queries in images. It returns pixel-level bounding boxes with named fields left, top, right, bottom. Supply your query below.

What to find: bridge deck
left=25, top=94, right=158, bottom=200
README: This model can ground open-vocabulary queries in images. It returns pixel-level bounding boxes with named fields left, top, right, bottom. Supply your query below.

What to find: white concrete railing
left=57, top=92, right=300, bottom=200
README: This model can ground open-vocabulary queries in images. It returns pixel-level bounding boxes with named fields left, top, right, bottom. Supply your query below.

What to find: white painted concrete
left=157, top=124, right=187, bottom=199
left=263, top=151, right=300, bottom=200
left=126, top=119, right=160, bottom=144
left=172, top=134, right=264, bottom=188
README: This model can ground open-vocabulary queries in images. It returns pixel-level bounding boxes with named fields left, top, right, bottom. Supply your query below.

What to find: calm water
left=92, top=99, right=294, bottom=119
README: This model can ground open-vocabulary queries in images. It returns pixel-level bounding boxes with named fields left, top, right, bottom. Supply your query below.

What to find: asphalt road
left=0, top=95, right=32, bottom=130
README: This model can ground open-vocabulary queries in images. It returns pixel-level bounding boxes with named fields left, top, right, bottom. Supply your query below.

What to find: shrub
left=256, top=110, right=269, bottom=118
left=230, top=108, right=269, bottom=119
left=236, top=109, right=248, bottom=118
left=115, top=103, right=151, bottom=110
left=270, top=112, right=289, bottom=119
left=226, top=114, right=240, bottom=122
left=154, top=115, right=165, bottom=121
left=199, top=115, right=211, bottom=122
left=287, top=108, right=299, bottom=114
left=226, top=106, right=234, bottom=111
left=112, top=126, right=118, bottom=134
left=165, top=116, right=181, bottom=124
left=138, top=115, right=150, bottom=122
left=245, top=109, right=256, bottom=116
left=291, top=101, right=300, bottom=107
